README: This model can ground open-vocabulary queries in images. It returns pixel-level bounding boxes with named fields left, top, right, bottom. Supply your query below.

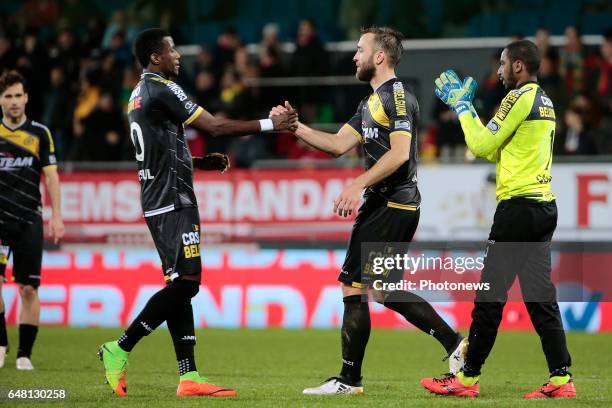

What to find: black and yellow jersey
left=0, top=118, right=56, bottom=223
left=459, top=81, right=556, bottom=202
left=127, top=71, right=203, bottom=217
left=344, top=77, right=420, bottom=208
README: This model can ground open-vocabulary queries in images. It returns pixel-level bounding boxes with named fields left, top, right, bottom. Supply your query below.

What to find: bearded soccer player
left=271, top=26, right=466, bottom=395
left=420, top=40, right=575, bottom=399
left=97, top=28, right=296, bottom=397
left=0, top=71, right=64, bottom=370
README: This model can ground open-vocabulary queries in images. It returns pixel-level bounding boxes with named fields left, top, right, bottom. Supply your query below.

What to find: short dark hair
left=0, top=70, right=27, bottom=95
left=133, top=28, right=170, bottom=68
left=505, top=40, right=541, bottom=75
left=361, top=26, right=405, bottom=67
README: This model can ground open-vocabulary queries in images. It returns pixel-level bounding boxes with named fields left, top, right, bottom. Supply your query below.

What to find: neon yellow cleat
left=97, top=341, right=129, bottom=396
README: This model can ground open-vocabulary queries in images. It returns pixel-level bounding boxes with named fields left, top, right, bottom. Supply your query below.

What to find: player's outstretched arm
left=270, top=102, right=360, bottom=157
left=188, top=107, right=297, bottom=137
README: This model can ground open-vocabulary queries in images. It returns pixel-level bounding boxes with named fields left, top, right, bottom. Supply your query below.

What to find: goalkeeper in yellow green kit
left=420, top=40, right=576, bottom=399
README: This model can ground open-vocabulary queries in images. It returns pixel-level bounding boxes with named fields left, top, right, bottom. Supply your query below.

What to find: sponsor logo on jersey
left=495, top=88, right=531, bottom=121
left=538, top=106, right=555, bottom=119
left=394, top=119, right=411, bottom=131
left=138, top=168, right=154, bottom=181
left=541, top=95, right=553, bottom=107
left=362, top=127, right=379, bottom=141
left=182, top=229, right=200, bottom=259
left=130, top=85, right=141, bottom=99
left=167, top=82, right=188, bottom=101
left=486, top=119, right=500, bottom=134
left=0, top=154, right=34, bottom=170
left=392, top=82, right=407, bottom=116
left=127, top=96, right=142, bottom=114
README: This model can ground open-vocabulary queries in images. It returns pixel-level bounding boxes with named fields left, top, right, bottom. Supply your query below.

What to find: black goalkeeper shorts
left=145, top=207, right=202, bottom=283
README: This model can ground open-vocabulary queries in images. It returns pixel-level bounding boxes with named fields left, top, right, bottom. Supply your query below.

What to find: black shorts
left=0, top=216, right=43, bottom=288
left=339, top=196, right=420, bottom=288
left=145, top=207, right=202, bottom=283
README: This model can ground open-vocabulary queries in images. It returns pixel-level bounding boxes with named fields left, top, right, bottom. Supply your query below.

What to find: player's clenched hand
left=333, top=182, right=363, bottom=218
left=270, top=100, right=298, bottom=132
left=49, top=213, right=65, bottom=244
left=193, top=153, right=230, bottom=172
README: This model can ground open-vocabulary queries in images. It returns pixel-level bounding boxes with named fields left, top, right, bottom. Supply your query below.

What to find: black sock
left=167, top=282, right=199, bottom=376
left=383, top=291, right=459, bottom=353
left=339, top=295, right=370, bottom=385
left=17, top=324, right=38, bottom=358
left=118, top=284, right=178, bottom=351
left=118, top=279, right=199, bottom=353
left=0, top=312, right=7, bottom=347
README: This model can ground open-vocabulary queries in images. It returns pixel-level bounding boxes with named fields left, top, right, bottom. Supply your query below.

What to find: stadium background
left=1, top=0, right=611, bottom=336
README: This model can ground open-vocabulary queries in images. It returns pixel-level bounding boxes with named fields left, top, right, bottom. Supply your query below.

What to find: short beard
left=504, top=71, right=518, bottom=89
left=356, top=59, right=376, bottom=82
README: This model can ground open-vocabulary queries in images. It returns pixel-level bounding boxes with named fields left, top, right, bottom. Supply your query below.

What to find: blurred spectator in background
left=193, top=46, right=214, bottom=74
left=260, top=23, right=282, bottom=58
left=556, top=106, right=598, bottom=155
left=212, top=27, right=241, bottom=80
left=49, top=28, right=80, bottom=80
left=594, top=29, right=612, bottom=154
left=16, top=27, right=49, bottom=119
left=42, top=65, right=73, bottom=160
left=21, top=0, right=60, bottom=29
left=291, top=18, right=329, bottom=122
left=558, top=26, right=596, bottom=97
left=0, top=36, right=18, bottom=71
left=71, top=69, right=101, bottom=159
left=539, top=51, right=566, bottom=116
left=432, top=99, right=465, bottom=160
left=70, top=92, right=125, bottom=161
left=535, top=28, right=558, bottom=63
left=107, top=30, right=131, bottom=65
left=593, top=28, right=612, bottom=114
left=102, top=10, right=132, bottom=49
left=474, top=51, right=506, bottom=118
left=193, top=70, right=218, bottom=108
left=99, top=51, right=125, bottom=100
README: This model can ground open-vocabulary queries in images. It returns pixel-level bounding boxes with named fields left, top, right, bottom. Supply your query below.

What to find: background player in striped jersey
left=0, top=70, right=64, bottom=370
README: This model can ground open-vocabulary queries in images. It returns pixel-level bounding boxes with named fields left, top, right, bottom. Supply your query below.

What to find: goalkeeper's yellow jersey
left=459, top=81, right=556, bottom=202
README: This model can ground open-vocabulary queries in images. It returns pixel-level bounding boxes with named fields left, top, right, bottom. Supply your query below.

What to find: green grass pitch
left=1, top=327, right=611, bottom=407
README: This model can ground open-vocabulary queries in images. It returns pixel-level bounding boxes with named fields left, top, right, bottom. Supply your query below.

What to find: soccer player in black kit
left=98, top=28, right=297, bottom=397
left=271, top=27, right=466, bottom=395
left=0, top=71, right=64, bottom=371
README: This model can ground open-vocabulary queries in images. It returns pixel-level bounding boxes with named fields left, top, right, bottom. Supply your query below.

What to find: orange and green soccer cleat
left=177, top=372, right=237, bottom=397
left=97, top=341, right=129, bottom=396
left=523, top=378, right=576, bottom=399
left=420, top=372, right=479, bottom=397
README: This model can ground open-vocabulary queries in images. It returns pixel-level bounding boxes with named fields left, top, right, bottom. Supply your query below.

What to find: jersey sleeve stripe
left=342, top=123, right=363, bottom=144
left=184, top=106, right=204, bottom=125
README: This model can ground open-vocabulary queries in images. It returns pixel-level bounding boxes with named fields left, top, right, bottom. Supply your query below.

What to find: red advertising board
left=3, top=249, right=610, bottom=332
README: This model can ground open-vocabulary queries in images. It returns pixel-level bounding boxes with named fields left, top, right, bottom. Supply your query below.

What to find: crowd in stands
left=429, top=27, right=612, bottom=160
left=0, top=3, right=611, bottom=165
